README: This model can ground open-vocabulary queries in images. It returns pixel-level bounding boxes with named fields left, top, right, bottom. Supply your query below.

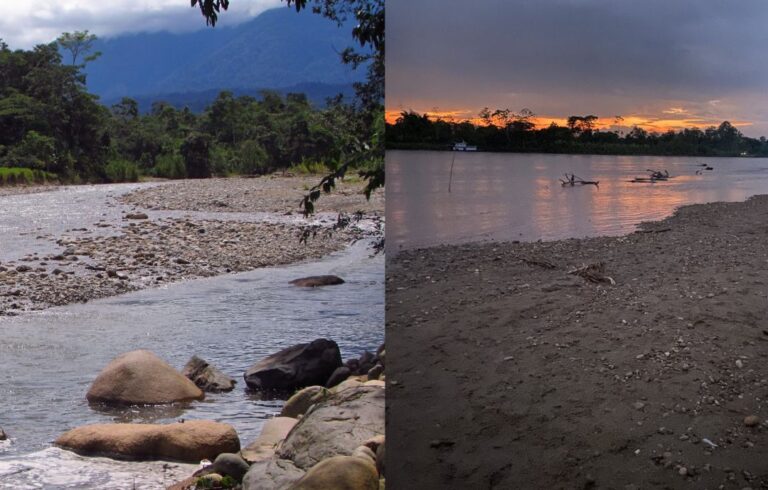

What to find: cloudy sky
left=0, top=0, right=281, bottom=49
left=387, top=0, right=768, bottom=136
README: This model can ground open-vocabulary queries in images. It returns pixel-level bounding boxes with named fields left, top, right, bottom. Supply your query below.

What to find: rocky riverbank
left=388, top=195, right=768, bottom=489
left=48, top=338, right=385, bottom=490
left=121, top=175, right=384, bottom=215
left=0, top=176, right=383, bottom=315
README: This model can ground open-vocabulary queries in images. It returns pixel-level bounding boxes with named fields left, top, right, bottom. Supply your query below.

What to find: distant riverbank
left=0, top=176, right=383, bottom=315
left=388, top=194, right=768, bottom=489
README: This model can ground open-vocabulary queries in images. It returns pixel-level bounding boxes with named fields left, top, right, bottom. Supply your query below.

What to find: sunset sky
left=386, top=0, right=768, bottom=137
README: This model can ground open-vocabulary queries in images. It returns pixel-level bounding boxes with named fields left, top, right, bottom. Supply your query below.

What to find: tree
left=56, top=31, right=101, bottom=66
left=192, top=0, right=384, bottom=215
left=181, top=133, right=212, bottom=178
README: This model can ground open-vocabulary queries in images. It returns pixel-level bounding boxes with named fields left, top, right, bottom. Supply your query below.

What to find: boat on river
left=452, top=141, right=477, bottom=151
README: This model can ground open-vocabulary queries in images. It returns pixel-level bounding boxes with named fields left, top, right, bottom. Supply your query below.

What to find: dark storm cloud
left=387, top=0, right=768, bottom=134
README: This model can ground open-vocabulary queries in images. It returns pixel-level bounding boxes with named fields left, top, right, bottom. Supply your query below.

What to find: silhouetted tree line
left=0, top=36, right=375, bottom=184
left=386, top=109, right=768, bottom=157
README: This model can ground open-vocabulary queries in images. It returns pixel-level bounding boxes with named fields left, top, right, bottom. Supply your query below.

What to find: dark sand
left=387, top=195, right=768, bottom=489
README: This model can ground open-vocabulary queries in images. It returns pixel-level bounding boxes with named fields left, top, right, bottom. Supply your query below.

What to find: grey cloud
left=387, top=0, right=768, bottom=135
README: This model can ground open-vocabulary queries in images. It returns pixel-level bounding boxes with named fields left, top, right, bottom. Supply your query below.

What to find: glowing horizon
left=385, top=108, right=755, bottom=135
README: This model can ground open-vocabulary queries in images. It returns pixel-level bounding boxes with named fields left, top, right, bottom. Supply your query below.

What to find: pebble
left=744, top=415, right=760, bottom=427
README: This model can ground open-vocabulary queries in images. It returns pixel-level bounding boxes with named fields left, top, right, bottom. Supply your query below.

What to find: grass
left=0, top=167, right=57, bottom=186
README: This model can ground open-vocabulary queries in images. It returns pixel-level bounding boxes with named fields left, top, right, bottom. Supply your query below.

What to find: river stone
left=277, top=384, right=385, bottom=470
left=367, top=363, right=384, bottom=380
left=182, top=355, right=236, bottom=392
left=0, top=427, right=6, bottom=440
left=125, top=212, right=149, bottom=220
left=325, top=366, right=351, bottom=388
left=195, top=452, right=250, bottom=482
left=279, top=386, right=328, bottom=419
left=744, top=415, right=760, bottom=427
left=54, top=420, right=239, bottom=462
left=87, top=350, right=204, bottom=405
left=242, top=457, right=305, bottom=490
left=241, top=417, right=298, bottom=464
left=291, top=456, right=379, bottom=490
left=289, top=275, right=345, bottom=287
left=244, top=339, right=342, bottom=392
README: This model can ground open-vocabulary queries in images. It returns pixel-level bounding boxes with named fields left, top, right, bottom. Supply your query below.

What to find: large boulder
left=182, top=355, right=236, bottom=392
left=244, top=339, right=342, bottom=392
left=291, top=455, right=379, bottom=490
left=241, top=417, right=298, bottom=464
left=289, top=275, right=345, bottom=287
left=55, top=420, right=239, bottom=462
left=0, top=427, right=6, bottom=441
left=277, top=384, right=385, bottom=470
left=242, top=457, right=306, bottom=490
left=87, top=350, right=204, bottom=405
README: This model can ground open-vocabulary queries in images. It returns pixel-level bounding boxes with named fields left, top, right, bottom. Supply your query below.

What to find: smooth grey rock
left=289, top=275, right=344, bottom=287
left=278, top=385, right=385, bottom=470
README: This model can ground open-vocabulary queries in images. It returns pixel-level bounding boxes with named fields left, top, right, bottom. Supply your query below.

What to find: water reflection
left=388, top=151, right=768, bottom=251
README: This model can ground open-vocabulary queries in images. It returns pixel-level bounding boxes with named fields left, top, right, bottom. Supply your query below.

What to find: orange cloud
left=385, top=108, right=752, bottom=134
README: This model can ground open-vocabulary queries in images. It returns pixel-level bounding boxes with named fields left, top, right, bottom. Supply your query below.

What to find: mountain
left=84, top=7, right=365, bottom=102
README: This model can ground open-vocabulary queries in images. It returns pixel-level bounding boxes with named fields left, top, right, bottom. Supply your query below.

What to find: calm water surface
left=0, top=185, right=383, bottom=489
left=388, top=150, right=768, bottom=251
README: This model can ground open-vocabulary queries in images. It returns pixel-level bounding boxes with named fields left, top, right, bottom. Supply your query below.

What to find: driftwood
left=635, top=227, right=672, bottom=234
left=567, top=262, right=615, bottom=285
left=521, top=257, right=557, bottom=269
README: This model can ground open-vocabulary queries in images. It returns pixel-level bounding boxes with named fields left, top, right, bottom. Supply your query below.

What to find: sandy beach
left=0, top=175, right=383, bottom=314
left=387, top=195, right=768, bottom=489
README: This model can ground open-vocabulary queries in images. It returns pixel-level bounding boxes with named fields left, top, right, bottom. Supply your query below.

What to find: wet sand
left=0, top=176, right=382, bottom=314
left=387, top=195, right=768, bottom=489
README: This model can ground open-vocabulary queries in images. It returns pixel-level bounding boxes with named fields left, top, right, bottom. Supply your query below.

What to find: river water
left=387, top=150, right=768, bottom=251
left=0, top=184, right=384, bottom=489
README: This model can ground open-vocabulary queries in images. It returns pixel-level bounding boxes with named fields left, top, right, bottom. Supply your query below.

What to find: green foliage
left=289, top=159, right=329, bottom=174
left=57, top=31, right=101, bottom=66
left=153, top=153, right=187, bottom=179
left=103, top=159, right=140, bottom=182
left=181, top=133, right=212, bottom=178
left=0, top=167, right=56, bottom=185
left=5, top=130, right=56, bottom=170
left=236, top=139, right=269, bottom=174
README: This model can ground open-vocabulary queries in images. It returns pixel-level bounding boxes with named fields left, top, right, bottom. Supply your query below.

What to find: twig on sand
left=635, top=227, right=672, bottom=234
left=520, top=257, right=557, bottom=269
left=568, top=262, right=615, bottom=285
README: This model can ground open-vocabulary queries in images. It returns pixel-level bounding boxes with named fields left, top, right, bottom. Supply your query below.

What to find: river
left=0, top=184, right=383, bottom=489
left=387, top=150, right=768, bottom=251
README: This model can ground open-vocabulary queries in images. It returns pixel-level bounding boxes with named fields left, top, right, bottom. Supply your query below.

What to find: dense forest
left=0, top=37, right=378, bottom=185
left=386, top=110, right=768, bottom=157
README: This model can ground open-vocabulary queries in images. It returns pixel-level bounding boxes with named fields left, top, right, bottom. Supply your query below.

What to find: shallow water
left=387, top=150, right=768, bottom=251
left=0, top=184, right=383, bottom=489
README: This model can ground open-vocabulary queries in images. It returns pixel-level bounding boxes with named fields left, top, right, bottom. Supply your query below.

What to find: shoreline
left=386, top=146, right=768, bottom=159
left=388, top=194, right=768, bottom=489
left=0, top=176, right=383, bottom=315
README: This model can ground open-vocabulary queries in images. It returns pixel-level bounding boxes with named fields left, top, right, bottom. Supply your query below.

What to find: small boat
left=560, top=173, right=599, bottom=186
left=452, top=141, right=477, bottom=151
